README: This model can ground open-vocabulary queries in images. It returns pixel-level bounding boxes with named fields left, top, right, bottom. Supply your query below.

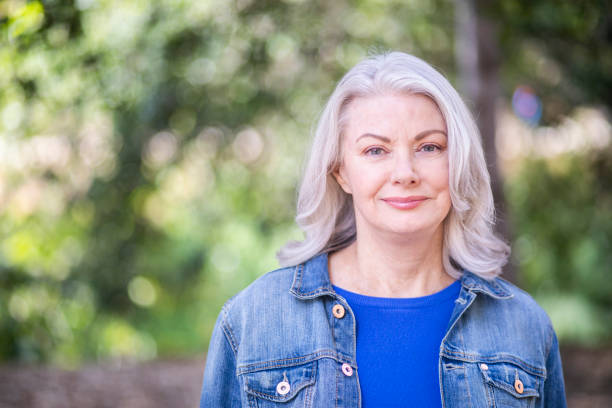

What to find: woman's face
left=334, top=92, right=451, bottom=239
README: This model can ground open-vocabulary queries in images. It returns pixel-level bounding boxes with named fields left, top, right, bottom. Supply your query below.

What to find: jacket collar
left=460, top=270, right=513, bottom=299
left=289, top=252, right=335, bottom=299
left=289, top=252, right=513, bottom=300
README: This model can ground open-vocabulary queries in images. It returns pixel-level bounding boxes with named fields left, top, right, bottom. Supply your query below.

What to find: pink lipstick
left=382, top=196, right=428, bottom=210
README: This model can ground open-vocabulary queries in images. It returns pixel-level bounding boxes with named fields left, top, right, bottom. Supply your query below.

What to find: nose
left=390, top=151, right=420, bottom=186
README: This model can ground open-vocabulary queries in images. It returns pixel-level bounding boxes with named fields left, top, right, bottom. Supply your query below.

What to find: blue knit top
left=333, top=279, right=461, bottom=407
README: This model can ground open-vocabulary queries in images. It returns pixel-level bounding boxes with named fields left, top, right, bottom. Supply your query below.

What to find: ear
left=333, top=164, right=353, bottom=195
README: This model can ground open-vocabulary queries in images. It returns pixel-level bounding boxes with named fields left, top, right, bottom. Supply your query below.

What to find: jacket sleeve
left=199, top=307, right=242, bottom=408
left=539, top=329, right=567, bottom=408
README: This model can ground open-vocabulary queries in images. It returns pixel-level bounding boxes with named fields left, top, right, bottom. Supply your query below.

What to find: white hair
left=277, top=51, right=510, bottom=280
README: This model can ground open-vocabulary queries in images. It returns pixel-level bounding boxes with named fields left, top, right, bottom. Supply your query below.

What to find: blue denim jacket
left=200, top=252, right=567, bottom=407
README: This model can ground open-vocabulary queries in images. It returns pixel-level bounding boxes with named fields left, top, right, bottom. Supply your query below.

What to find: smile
left=382, top=196, right=428, bottom=210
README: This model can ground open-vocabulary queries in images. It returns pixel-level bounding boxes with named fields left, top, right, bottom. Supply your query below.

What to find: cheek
left=437, top=168, right=451, bottom=210
left=357, top=170, right=388, bottom=199
left=343, top=160, right=386, bottom=196
left=431, top=158, right=450, bottom=191
left=425, top=160, right=451, bottom=208
left=435, top=172, right=450, bottom=194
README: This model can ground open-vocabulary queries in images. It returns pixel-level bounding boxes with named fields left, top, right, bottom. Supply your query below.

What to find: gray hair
left=277, top=51, right=510, bottom=280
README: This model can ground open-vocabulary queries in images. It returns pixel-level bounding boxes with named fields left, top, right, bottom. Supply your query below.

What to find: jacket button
left=276, top=380, right=291, bottom=396
left=332, top=304, right=345, bottom=318
left=479, top=363, right=488, bottom=371
left=514, top=378, right=524, bottom=394
left=341, top=363, right=353, bottom=377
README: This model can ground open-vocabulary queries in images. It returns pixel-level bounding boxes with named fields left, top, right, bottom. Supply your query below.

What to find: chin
left=382, top=219, right=445, bottom=237
left=384, top=224, right=432, bottom=236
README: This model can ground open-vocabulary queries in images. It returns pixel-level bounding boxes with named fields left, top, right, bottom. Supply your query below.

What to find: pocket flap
left=243, top=361, right=317, bottom=402
left=478, top=361, right=542, bottom=398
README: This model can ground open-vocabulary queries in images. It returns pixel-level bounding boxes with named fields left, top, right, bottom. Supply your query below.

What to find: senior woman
left=199, top=52, right=566, bottom=407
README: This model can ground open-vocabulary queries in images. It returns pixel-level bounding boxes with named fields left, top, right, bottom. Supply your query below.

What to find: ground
left=0, top=347, right=610, bottom=407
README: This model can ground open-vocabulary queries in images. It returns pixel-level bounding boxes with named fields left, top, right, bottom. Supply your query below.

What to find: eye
left=419, top=144, right=442, bottom=153
left=365, top=147, right=386, bottom=156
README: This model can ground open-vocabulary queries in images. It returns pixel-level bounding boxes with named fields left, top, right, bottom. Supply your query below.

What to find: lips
left=382, top=196, right=428, bottom=210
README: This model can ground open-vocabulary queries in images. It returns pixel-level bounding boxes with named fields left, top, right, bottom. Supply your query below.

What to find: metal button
left=479, top=363, right=488, bottom=371
left=341, top=363, right=353, bottom=377
left=514, top=378, right=524, bottom=394
left=332, top=304, right=345, bottom=319
left=276, top=380, right=290, bottom=396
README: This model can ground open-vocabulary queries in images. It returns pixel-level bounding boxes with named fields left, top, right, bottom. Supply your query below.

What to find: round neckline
left=332, top=279, right=461, bottom=309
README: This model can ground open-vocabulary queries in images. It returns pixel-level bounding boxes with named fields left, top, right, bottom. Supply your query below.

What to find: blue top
left=333, top=280, right=462, bottom=407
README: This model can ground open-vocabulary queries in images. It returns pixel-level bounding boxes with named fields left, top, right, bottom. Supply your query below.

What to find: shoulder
left=494, top=277, right=554, bottom=329
left=214, top=260, right=333, bottom=364
left=213, top=266, right=298, bottom=350
left=217, top=262, right=327, bottom=340
left=462, top=273, right=557, bottom=355
left=222, top=264, right=297, bottom=315
left=462, top=271, right=553, bottom=329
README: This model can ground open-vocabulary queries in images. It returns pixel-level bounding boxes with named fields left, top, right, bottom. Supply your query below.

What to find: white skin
left=329, top=92, right=456, bottom=298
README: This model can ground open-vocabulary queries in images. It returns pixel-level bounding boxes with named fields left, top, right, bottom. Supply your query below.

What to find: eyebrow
left=355, top=129, right=447, bottom=143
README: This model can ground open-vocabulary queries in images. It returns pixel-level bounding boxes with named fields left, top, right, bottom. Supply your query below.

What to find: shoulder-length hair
left=277, top=51, right=510, bottom=280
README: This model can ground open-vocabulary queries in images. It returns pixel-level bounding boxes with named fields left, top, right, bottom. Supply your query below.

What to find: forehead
left=342, top=93, right=446, bottom=136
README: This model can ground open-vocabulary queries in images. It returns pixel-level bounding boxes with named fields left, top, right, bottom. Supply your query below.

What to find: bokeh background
left=1, top=0, right=611, bottom=406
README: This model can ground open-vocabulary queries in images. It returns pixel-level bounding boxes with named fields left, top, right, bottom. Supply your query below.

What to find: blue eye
left=365, top=147, right=385, bottom=156
left=420, top=144, right=441, bottom=153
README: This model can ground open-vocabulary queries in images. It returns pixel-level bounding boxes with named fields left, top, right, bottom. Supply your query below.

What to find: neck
left=329, top=225, right=455, bottom=298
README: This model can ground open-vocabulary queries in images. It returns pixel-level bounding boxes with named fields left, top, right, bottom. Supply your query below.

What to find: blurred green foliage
left=0, top=0, right=455, bottom=365
left=507, top=145, right=612, bottom=345
left=0, top=0, right=610, bottom=365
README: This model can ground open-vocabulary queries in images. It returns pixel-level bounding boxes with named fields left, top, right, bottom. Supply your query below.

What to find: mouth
left=382, top=196, right=428, bottom=210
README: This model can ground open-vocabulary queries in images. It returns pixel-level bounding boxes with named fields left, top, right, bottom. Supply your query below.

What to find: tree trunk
left=454, top=0, right=517, bottom=283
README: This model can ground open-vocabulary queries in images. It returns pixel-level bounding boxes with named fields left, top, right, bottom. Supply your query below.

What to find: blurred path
left=0, top=348, right=610, bottom=407
left=0, top=358, right=204, bottom=408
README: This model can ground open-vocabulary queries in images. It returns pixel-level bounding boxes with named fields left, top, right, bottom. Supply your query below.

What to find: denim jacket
left=199, top=252, right=567, bottom=407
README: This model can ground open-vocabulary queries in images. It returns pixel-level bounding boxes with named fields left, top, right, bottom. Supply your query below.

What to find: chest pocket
left=242, top=360, right=317, bottom=407
left=478, top=360, right=543, bottom=407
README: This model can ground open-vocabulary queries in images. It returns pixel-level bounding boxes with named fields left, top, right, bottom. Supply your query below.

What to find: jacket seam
left=244, top=362, right=317, bottom=401
left=463, top=286, right=514, bottom=300
left=458, top=322, right=474, bottom=406
left=304, top=378, right=314, bottom=407
left=543, top=320, right=555, bottom=380
left=220, top=306, right=239, bottom=357
left=440, top=351, right=546, bottom=377
left=289, top=263, right=303, bottom=295
left=297, top=288, right=332, bottom=297
left=236, top=350, right=348, bottom=375
left=335, top=359, right=341, bottom=408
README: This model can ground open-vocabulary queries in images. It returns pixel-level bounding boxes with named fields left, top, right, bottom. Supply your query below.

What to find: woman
left=199, top=52, right=567, bottom=407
